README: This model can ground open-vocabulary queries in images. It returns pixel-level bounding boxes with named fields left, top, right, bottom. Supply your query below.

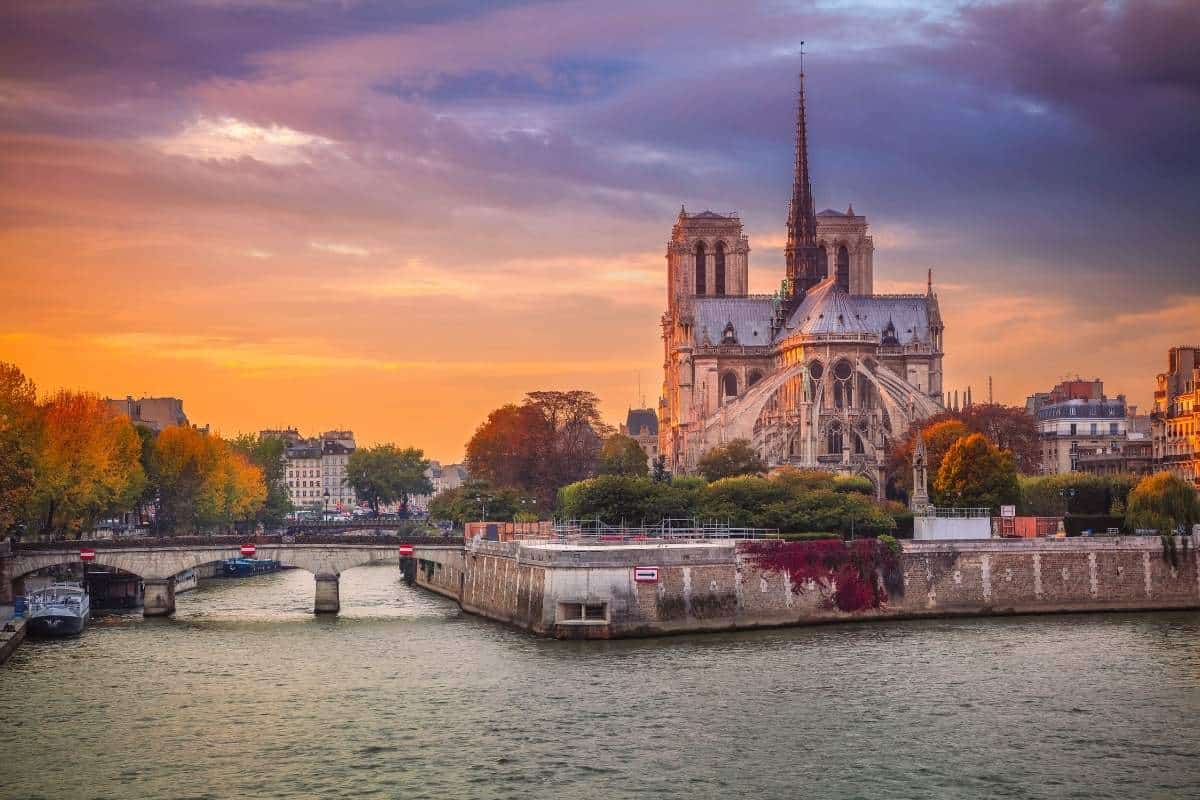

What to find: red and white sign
left=633, top=566, right=659, bottom=583
left=397, top=544, right=414, bottom=557
left=240, top=543, right=257, bottom=557
left=79, top=548, right=96, bottom=562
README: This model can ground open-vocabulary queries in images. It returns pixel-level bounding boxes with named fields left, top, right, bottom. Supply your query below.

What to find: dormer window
left=721, top=321, right=738, bottom=345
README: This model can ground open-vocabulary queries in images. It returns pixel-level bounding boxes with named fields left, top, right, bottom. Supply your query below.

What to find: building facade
left=620, top=408, right=659, bottom=470
left=658, top=73, right=945, bottom=496
left=1152, top=346, right=1200, bottom=487
left=105, top=396, right=189, bottom=431
left=267, top=428, right=358, bottom=511
left=1027, top=379, right=1143, bottom=475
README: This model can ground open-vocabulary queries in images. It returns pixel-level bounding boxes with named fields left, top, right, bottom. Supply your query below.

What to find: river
left=2, top=565, right=1199, bottom=799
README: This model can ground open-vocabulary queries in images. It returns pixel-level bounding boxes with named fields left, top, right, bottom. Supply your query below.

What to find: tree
left=428, top=480, right=524, bottom=525
left=1126, top=472, right=1200, bottom=533
left=0, top=362, right=37, bottom=538
left=465, top=390, right=610, bottom=505
left=29, top=391, right=146, bottom=538
left=696, top=439, right=766, bottom=482
left=345, top=445, right=433, bottom=516
left=233, top=433, right=293, bottom=527
left=153, top=426, right=265, bottom=533
left=651, top=456, right=671, bottom=483
left=933, top=433, right=1019, bottom=511
left=887, top=419, right=969, bottom=499
left=597, top=434, right=649, bottom=477
left=957, top=403, right=1040, bottom=474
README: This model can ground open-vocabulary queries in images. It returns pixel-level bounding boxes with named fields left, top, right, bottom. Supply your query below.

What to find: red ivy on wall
left=739, top=539, right=904, bottom=613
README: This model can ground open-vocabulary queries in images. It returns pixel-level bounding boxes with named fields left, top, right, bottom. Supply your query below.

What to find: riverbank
left=412, top=536, right=1200, bottom=639
left=0, top=608, right=26, bottom=666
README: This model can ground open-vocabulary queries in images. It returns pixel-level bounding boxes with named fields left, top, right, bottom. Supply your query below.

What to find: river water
left=2, top=566, right=1199, bottom=800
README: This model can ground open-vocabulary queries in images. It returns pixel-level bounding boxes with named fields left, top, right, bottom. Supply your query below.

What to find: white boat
left=26, top=582, right=91, bottom=637
left=175, top=569, right=198, bottom=594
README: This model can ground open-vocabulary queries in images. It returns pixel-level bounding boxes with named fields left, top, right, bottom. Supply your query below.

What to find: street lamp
left=1059, top=487, right=1076, bottom=515
left=475, top=495, right=489, bottom=522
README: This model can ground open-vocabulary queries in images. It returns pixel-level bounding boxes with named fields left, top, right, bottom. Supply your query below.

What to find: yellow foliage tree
left=154, top=426, right=265, bottom=533
left=0, top=362, right=38, bottom=536
left=31, top=391, right=145, bottom=538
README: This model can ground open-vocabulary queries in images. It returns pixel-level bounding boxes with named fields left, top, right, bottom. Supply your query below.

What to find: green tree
left=345, top=445, right=433, bottom=516
left=233, top=433, right=293, bottom=527
left=651, top=456, right=671, bottom=483
left=933, top=433, right=1019, bottom=511
left=887, top=419, right=970, bottom=498
left=696, top=439, right=766, bottom=482
left=1126, top=472, right=1200, bottom=533
left=557, top=475, right=697, bottom=525
left=597, top=434, right=649, bottom=477
left=0, top=362, right=37, bottom=538
left=428, top=480, right=523, bottom=525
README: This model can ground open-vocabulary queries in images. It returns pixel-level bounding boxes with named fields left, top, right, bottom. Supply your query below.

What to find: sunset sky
left=1, top=0, right=1197, bottom=462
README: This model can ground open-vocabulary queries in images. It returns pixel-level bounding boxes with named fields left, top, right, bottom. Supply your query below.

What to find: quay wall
left=412, top=537, right=1200, bottom=639
left=1, top=617, right=26, bottom=666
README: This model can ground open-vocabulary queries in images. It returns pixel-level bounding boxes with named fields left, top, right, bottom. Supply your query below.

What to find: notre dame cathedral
left=658, top=71, right=946, bottom=496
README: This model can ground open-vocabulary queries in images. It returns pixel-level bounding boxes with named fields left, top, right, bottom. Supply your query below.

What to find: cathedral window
left=836, top=244, right=850, bottom=291
left=722, top=371, right=738, bottom=400
left=747, top=370, right=763, bottom=387
left=816, top=244, right=828, bottom=281
left=715, top=241, right=726, bottom=295
left=694, top=241, right=706, bottom=295
left=828, top=423, right=843, bottom=455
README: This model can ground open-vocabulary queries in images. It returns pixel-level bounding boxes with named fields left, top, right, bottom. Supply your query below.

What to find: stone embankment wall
left=412, top=537, right=1200, bottom=639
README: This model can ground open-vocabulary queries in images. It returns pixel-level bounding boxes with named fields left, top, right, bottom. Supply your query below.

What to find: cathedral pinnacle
left=784, top=43, right=820, bottom=305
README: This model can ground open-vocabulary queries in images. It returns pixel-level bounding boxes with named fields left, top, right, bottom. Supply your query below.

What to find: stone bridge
left=3, top=542, right=414, bottom=616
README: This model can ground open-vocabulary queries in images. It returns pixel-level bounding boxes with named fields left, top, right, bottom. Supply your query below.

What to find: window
left=1070, top=423, right=1077, bottom=436
left=714, top=241, right=726, bottom=295
left=815, top=245, right=828, bottom=281
left=1110, top=423, right=1119, bottom=435
left=1090, top=423, right=1098, bottom=436
left=722, top=372, right=738, bottom=399
left=694, top=241, right=706, bottom=295
left=836, top=245, right=850, bottom=291
left=557, top=602, right=607, bottom=623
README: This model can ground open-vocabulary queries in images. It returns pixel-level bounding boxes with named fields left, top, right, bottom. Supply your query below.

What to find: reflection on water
left=2, top=565, right=1200, bottom=800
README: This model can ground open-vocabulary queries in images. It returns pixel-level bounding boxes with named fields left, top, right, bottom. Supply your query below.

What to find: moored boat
left=26, top=583, right=91, bottom=637
left=221, top=558, right=282, bottom=577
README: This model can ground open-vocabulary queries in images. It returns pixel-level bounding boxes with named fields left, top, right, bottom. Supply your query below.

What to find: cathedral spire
left=785, top=44, right=820, bottom=303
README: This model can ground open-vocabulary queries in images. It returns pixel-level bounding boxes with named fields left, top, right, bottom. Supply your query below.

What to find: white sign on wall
left=1000, top=505, right=1016, bottom=518
left=633, top=566, right=659, bottom=583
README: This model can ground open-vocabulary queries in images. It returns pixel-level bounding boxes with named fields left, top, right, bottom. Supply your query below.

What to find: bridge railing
left=13, top=532, right=463, bottom=551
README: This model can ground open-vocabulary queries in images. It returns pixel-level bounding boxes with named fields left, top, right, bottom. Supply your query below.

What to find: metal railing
left=919, top=507, right=991, bottom=519
left=552, top=518, right=778, bottom=543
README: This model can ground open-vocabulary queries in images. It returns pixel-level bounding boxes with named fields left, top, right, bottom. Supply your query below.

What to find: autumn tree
left=233, top=433, right=293, bottom=527
left=933, top=433, right=1019, bottom=511
left=887, top=419, right=970, bottom=499
left=345, top=445, right=433, bottom=516
left=464, top=404, right=546, bottom=491
left=465, top=390, right=611, bottom=505
left=597, top=434, right=649, bottom=477
left=1126, top=472, right=1200, bottom=534
left=153, top=426, right=265, bottom=533
left=29, top=391, right=146, bottom=538
left=0, top=362, right=37, bottom=538
left=958, top=403, right=1040, bottom=474
left=696, top=439, right=767, bottom=482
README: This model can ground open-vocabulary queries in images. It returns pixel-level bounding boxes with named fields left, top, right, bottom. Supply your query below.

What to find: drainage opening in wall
left=557, top=602, right=608, bottom=624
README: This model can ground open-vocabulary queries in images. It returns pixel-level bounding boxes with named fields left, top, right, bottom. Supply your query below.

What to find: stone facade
left=412, top=537, right=1200, bottom=639
left=1152, top=346, right=1200, bottom=487
left=658, top=79, right=945, bottom=494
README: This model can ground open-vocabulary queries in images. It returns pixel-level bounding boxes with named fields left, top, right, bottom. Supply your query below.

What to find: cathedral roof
left=776, top=279, right=935, bottom=344
left=624, top=408, right=658, bottom=437
left=692, top=296, right=775, bottom=348
left=780, top=278, right=875, bottom=338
